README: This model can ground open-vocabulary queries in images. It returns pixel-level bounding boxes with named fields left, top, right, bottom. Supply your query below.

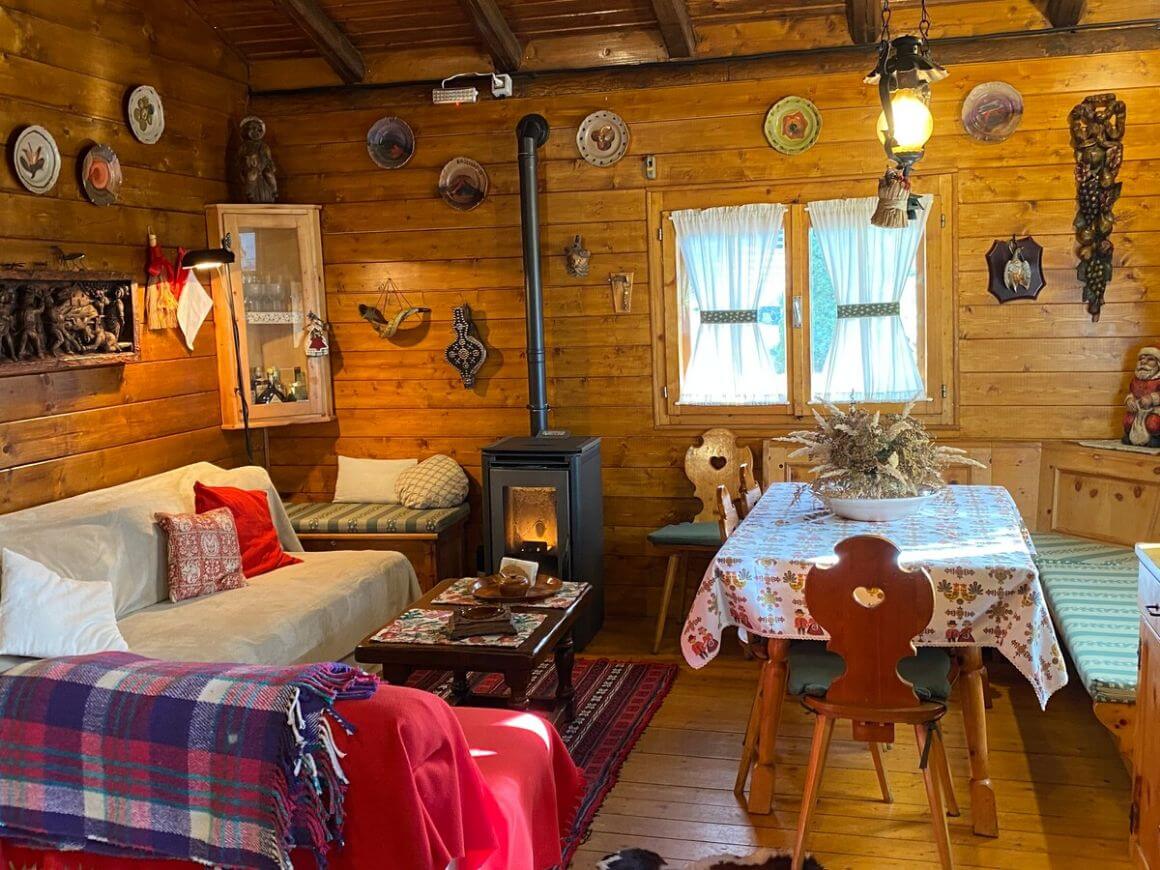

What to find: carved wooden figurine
left=234, top=116, right=278, bottom=204
left=1124, top=346, right=1160, bottom=448
left=1069, top=93, right=1126, bottom=323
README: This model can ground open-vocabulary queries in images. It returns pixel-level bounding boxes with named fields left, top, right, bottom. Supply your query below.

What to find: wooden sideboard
left=1134, top=545, right=1160, bottom=868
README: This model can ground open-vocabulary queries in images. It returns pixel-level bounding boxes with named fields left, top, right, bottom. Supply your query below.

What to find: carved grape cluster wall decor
left=0, top=270, right=138, bottom=375
left=1069, top=93, right=1126, bottom=323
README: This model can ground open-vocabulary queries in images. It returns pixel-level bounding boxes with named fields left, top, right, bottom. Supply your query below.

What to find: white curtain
left=809, top=195, right=932, bottom=403
left=670, top=203, right=787, bottom=405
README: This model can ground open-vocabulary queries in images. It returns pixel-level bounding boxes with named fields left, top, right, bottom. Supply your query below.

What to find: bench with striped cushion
left=285, top=501, right=469, bottom=535
left=1031, top=531, right=1138, bottom=705
left=284, top=502, right=469, bottom=592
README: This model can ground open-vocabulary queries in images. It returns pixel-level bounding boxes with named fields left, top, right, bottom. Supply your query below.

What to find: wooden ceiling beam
left=274, top=0, right=366, bottom=83
left=845, top=0, right=880, bottom=45
left=649, top=0, right=697, bottom=58
left=457, top=0, right=523, bottom=72
left=1045, top=0, right=1086, bottom=27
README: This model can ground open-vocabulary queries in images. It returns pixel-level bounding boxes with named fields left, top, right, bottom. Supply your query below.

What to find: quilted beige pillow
left=395, top=455, right=469, bottom=509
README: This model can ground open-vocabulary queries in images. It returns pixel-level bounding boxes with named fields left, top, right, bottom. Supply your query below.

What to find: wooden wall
left=0, top=0, right=251, bottom=513
left=254, top=43, right=1160, bottom=616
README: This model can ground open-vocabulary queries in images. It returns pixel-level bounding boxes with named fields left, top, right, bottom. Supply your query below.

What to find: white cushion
left=334, top=456, right=417, bottom=504
left=0, top=548, right=128, bottom=659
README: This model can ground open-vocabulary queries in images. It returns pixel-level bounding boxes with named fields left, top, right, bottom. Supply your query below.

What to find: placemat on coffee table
left=432, top=578, right=589, bottom=609
left=370, top=608, right=547, bottom=647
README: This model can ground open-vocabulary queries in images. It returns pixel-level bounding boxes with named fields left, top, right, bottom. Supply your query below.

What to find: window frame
left=647, top=173, right=956, bottom=430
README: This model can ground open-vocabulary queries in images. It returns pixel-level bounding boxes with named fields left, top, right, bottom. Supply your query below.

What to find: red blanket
left=0, top=685, right=582, bottom=870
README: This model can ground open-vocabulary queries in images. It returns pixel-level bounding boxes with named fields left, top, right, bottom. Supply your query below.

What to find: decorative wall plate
left=576, top=110, right=629, bottom=167
left=962, top=82, right=1023, bottom=143
left=126, top=85, right=165, bottom=144
left=366, top=116, right=415, bottom=169
left=81, top=144, right=122, bottom=206
left=12, top=126, right=61, bottom=195
left=763, top=96, right=822, bottom=155
left=438, top=157, right=489, bottom=211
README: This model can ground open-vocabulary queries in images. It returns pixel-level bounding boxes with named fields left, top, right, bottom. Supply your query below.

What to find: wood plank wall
left=0, top=0, right=251, bottom=514
left=253, top=46, right=1160, bottom=617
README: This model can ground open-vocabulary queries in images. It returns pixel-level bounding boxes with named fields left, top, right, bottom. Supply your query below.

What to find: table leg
left=451, top=669, right=470, bottom=703
left=747, top=638, right=791, bottom=815
left=555, top=633, right=577, bottom=722
left=505, top=668, right=532, bottom=710
left=959, top=646, right=998, bottom=837
left=379, top=664, right=412, bottom=686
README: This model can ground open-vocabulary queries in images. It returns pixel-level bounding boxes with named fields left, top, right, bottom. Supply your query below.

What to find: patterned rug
left=409, top=658, right=679, bottom=864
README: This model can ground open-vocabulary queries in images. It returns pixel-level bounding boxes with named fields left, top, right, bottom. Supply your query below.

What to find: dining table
left=680, top=482, right=1067, bottom=836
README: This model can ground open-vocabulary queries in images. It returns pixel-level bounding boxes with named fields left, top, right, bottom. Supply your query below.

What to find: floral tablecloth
left=681, top=484, right=1067, bottom=708
left=432, top=578, right=589, bottom=609
left=371, top=609, right=547, bottom=647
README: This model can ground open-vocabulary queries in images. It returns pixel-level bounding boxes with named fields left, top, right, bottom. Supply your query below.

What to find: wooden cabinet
left=205, top=204, right=334, bottom=430
left=1134, top=545, right=1160, bottom=868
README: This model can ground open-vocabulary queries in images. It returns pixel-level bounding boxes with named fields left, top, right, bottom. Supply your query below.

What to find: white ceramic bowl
left=824, top=492, right=935, bottom=522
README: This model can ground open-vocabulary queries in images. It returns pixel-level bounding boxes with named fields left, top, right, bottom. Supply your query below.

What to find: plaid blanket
left=0, top=652, right=378, bottom=869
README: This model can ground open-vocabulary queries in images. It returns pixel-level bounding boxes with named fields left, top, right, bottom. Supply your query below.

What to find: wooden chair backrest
left=804, top=535, right=935, bottom=710
left=738, top=462, right=762, bottom=518
left=685, top=428, right=754, bottom=522
left=716, top=484, right=740, bottom=540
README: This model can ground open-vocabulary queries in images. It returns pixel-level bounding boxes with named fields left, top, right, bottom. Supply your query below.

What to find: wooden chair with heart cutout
left=789, top=535, right=958, bottom=870
left=647, top=429, right=753, bottom=653
left=738, top=461, right=763, bottom=519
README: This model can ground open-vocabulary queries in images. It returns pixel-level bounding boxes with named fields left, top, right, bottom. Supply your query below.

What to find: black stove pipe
left=516, top=113, right=551, bottom=437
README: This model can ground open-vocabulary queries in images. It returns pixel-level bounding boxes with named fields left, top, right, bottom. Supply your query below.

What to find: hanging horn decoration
left=865, top=0, right=947, bottom=228
left=359, top=278, right=431, bottom=339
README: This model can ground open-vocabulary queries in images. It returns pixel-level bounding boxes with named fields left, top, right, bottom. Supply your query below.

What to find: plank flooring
left=573, top=619, right=1133, bottom=869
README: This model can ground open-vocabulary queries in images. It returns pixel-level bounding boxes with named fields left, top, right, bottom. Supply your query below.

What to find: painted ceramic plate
left=576, top=110, right=629, bottom=167
left=127, top=85, right=165, bottom=145
left=438, top=157, right=489, bottom=211
left=764, top=96, right=822, bottom=155
left=12, top=125, right=61, bottom=195
left=367, top=116, right=415, bottom=169
left=81, top=144, right=122, bottom=206
left=962, top=81, right=1023, bottom=143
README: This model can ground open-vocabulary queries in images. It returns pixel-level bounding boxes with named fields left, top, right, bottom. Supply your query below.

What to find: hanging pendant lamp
left=866, top=0, right=948, bottom=227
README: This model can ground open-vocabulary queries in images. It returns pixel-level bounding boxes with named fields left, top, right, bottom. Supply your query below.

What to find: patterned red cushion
left=155, top=508, right=247, bottom=602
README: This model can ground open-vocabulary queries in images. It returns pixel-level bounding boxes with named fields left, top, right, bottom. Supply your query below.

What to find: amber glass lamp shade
left=876, top=89, right=934, bottom=156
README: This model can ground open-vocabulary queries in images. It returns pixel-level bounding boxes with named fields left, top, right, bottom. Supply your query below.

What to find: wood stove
left=477, top=114, right=605, bottom=649
left=482, top=436, right=603, bottom=649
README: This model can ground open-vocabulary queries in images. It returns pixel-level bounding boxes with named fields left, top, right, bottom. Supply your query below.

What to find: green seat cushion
left=788, top=642, right=953, bottom=702
left=1031, top=532, right=1138, bottom=704
left=647, top=522, right=722, bottom=548
left=285, top=501, right=469, bottom=535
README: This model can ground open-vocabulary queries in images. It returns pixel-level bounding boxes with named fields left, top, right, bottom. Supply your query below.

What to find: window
left=648, top=175, right=953, bottom=428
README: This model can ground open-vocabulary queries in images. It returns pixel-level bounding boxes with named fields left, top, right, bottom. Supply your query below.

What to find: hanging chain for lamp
left=918, top=0, right=932, bottom=45
left=878, top=0, right=892, bottom=45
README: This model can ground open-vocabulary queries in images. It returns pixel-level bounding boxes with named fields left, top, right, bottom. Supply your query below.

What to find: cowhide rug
left=595, top=848, right=825, bottom=870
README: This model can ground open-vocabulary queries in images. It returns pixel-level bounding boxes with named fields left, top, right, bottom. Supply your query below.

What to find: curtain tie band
left=700, top=309, right=759, bottom=324
left=836, top=302, right=901, bottom=319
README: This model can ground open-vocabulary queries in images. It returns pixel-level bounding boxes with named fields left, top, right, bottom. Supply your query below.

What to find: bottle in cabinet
left=205, top=204, right=334, bottom=429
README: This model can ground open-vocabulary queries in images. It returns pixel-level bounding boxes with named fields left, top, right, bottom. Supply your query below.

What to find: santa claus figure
left=1123, top=347, right=1160, bottom=447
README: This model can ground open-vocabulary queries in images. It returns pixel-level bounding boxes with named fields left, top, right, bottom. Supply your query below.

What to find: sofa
left=0, top=462, right=583, bottom=868
left=0, top=462, right=421, bottom=673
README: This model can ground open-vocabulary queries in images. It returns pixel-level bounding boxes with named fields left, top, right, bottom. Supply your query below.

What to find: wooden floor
left=572, top=618, right=1133, bottom=869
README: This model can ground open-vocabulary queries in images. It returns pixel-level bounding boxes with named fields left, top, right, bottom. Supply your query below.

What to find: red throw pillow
left=155, top=508, right=247, bottom=602
left=194, top=482, right=302, bottom=578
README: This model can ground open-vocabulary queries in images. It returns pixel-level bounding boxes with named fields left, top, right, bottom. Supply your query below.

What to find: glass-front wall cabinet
left=206, top=204, right=334, bottom=429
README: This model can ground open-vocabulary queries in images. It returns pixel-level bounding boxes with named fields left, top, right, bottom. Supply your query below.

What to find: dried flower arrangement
left=779, top=402, right=985, bottom=500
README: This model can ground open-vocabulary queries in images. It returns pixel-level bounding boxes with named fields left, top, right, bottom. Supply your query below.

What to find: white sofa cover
left=0, top=462, right=420, bottom=673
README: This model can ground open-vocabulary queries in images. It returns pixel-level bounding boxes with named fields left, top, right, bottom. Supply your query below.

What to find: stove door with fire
left=488, top=469, right=571, bottom=579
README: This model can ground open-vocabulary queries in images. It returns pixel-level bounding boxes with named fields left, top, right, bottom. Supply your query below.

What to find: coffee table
left=356, top=577, right=595, bottom=723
